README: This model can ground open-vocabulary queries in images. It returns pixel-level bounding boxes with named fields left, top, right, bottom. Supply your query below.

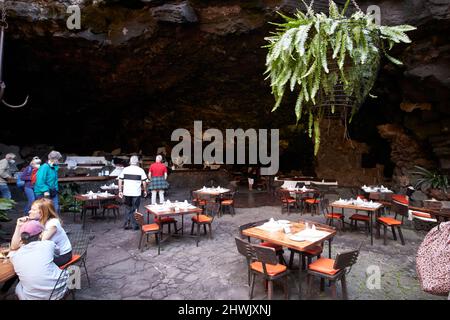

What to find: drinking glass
left=0, top=243, right=10, bottom=259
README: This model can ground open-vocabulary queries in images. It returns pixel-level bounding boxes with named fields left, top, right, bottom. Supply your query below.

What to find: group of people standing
left=118, top=154, right=169, bottom=230
left=0, top=151, right=63, bottom=213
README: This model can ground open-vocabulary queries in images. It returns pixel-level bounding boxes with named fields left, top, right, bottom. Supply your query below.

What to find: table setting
left=100, top=183, right=119, bottom=191
left=256, top=218, right=292, bottom=232
left=333, top=197, right=382, bottom=209
left=361, top=185, right=393, bottom=193
left=287, top=223, right=331, bottom=242
left=147, top=200, right=197, bottom=212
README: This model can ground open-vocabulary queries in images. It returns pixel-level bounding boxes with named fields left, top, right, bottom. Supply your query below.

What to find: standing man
left=0, top=153, right=16, bottom=199
left=148, top=155, right=169, bottom=205
left=118, top=156, right=147, bottom=230
left=34, top=151, right=62, bottom=212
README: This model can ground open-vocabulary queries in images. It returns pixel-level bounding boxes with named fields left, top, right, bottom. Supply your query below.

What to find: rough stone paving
left=1, top=192, right=445, bottom=300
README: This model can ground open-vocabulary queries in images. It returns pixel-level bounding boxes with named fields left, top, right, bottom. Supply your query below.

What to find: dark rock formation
left=0, top=0, right=448, bottom=184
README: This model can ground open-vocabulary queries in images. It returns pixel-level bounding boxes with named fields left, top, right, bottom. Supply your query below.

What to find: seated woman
left=10, top=220, right=68, bottom=300
left=11, top=198, right=73, bottom=267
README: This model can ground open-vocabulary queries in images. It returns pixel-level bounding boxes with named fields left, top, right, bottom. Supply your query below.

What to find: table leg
left=196, top=214, right=200, bottom=247
left=298, top=266, right=302, bottom=299
left=328, top=238, right=332, bottom=258
left=181, top=214, right=184, bottom=236
left=370, top=211, right=373, bottom=246
left=82, top=207, right=86, bottom=230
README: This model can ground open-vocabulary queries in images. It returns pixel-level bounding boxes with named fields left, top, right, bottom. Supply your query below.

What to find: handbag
left=416, top=221, right=450, bottom=296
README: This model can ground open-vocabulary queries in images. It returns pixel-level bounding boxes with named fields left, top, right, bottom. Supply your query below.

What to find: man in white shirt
left=10, top=220, right=67, bottom=300
left=118, top=156, right=147, bottom=230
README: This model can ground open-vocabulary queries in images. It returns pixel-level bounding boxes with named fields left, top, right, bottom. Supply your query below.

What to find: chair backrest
left=238, top=219, right=269, bottom=239
left=49, top=269, right=69, bottom=300
left=333, top=242, right=363, bottom=270
left=134, top=211, right=144, bottom=226
left=235, top=237, right=254, bottom=263
left=204, top=202, right=220, bottom=218
left=369, top=192, right=380, bottom=201
left=68, top=230, right=90, bottom=258
left=392, top=201, right=409, bottom=219
left=253, top=245, right=279, bottom=269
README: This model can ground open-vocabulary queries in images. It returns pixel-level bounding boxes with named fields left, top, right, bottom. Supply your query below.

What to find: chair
left=191, top=190, right=207, bottom=208
left=238, top=220, right=286, bottom=265
left=235, top=237, right=256, bottom=286
left=306, top=243, right=362, bottom=299
left=102, top=202, right=120, bottom=222
left=249, top=244, right=289, bottom=300
left=83, top=200, right=100, bottom=218
left=49, top=269, right=72, bottom=300
left=134, top=211, right=162, bottom=254
left=66, top=230, right=91, bottom=288
left=322, top=199, right=345, bottom=231
left=278, top=189, right=297, bottom=214
left=349, top=213, right=370, bottom=234
left=303, top=192, right=322, bottom=216
left=154, top=216, right=178, bottom=235
left=288, top=243, right=323, bottom=271
left=219, top=191, right=236, bottom=217
left=376, top=201, right=406, bottom=245
left=190, top=202, right=220, bottom=239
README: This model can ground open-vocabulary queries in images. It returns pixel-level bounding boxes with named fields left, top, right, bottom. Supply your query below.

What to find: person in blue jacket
left=20, top=156, right=41, bottom=213
left=34, top=151, right=62, bottom=212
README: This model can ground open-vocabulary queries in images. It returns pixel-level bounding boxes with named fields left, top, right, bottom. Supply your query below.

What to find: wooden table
left=409, top=206, right=450, bottom=222
left=74, top=194, right=119, bottom=229
left=330, top=202, right=383, bottom=245
left=195, top=188, right=230, bottom=197
left=242, top=219, right=336, bottom=299
left=145, top=205, right=203, bottom=247
left=0, top=260, right=15, bottom=283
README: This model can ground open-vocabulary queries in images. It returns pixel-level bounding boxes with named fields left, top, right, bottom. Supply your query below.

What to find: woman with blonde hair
left=11, top=198, right=72, bottom=266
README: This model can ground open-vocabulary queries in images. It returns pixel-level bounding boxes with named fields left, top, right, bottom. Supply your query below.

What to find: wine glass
left=0, top=243, right=10, bottom=259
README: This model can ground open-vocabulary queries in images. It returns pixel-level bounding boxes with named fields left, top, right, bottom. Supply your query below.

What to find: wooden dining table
left=74, top=193, right=119, bottom=229
left=0, top=260, right=15, bottom=283
left=330, top=201, right=383, bottom=245
left=145, top=204, right=203, bottom=247
left=242, top=219, right=336, bottom=299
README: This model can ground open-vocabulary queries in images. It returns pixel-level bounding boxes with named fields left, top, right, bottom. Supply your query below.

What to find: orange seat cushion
left=377, top=217, right=402, bottom=226
left=282, top=198, right=296, bottom=203
left=302, top=245, right=323, bottom=256
left=250, top=261, right=287, bottom=276
left=142, top=223, right=160, bottom=232
left=260, top=242, right=283, bottom=251
left=326, top=213, right=343, bottom=219
left=103, top=204, right=119, bottom=209
left=350, top=214, right=370, bottom=221
left=156, top=217, right=176, bottom=224
left=221, top=200, right=234, bottom=205
left=192, top=215, right=212, bottom=223
left=59, top=254, right=81, bottom=270
left=392, top=195, right=408, bottom=205
left=305, top=199, right=320, bottom=204
left=357, top=195, right=366, bottom=199
left=412, top=211, right=432, bottom=219
left=308, top=258, right=340, bottom=275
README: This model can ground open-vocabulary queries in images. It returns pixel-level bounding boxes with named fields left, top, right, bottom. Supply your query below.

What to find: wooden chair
left=249, top=244, right=289, bottom=300
left=190, top=202, right=220, bottom=239
left=303, top=192, right=322, bottom=216
left=278, top=189, right=297, bottom=214
left=288, top=243, right=323, bottom=271
left=154, top=216, right=178, bottom=236
left=219, top=191, right=236, bottom=217
left=307, top=243, right=362, bottom=299
left=376, top=201, right=406, bottom=245
left=83, top=199, right=100, bottom=217
left=49, top=269, right=73, bottom=300
left=322, top=199, right=345, bottom=231
left=102, top=202, right=120, bottom=222
left=235, top=237, right=256, bottom=286
left=238, top=220, right=287, bottom=265
left=191, top=190, right=207, bottom=208
left=349, top=213, right=370, bottom=234
left=134, top=211, right=162, bottom=255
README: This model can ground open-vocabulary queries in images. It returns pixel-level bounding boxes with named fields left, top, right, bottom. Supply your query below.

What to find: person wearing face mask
left=20, top=157, right=42, bottom=213
left=0, top=153, right=16, bottom=199
left=34, top=151, right=62, bottom=212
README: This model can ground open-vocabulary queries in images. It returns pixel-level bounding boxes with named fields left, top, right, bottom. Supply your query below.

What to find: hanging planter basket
left=265, top=0, right=415, bottom=154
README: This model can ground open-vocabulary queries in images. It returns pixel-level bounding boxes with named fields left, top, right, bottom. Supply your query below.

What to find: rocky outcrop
left=377, top=124, right=434, bottom=186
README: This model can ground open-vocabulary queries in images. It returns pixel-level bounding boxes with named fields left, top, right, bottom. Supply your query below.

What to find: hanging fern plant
left=265, top=0, right=416, bottom=155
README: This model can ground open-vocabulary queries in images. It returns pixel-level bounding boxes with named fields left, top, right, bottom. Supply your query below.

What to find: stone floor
left=1, top=188, right=445, bottom=300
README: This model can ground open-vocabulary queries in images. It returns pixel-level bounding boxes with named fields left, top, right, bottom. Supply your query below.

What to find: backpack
left=16, top=170, right=25, bottom=188
left=416, top=221, right=450, bottom=296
